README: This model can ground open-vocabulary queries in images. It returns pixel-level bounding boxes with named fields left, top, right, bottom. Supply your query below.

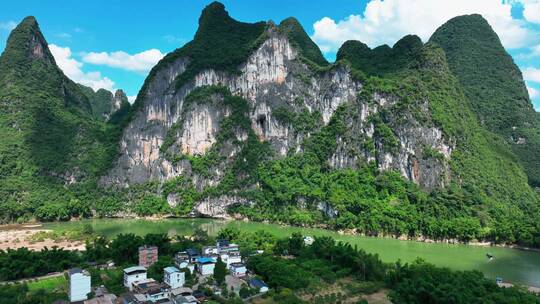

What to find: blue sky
left=0, top=0, right=539, bottom=109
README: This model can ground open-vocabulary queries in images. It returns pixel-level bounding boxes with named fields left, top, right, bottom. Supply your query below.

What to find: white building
left=175, top=252, right=196, bottom=274
left=123, top=266, right=147, bottom=290
left=69, top=268, right=91, bottom=302
left=164, top=266, right=185, bottom=289
left=202, top=246, right=219, bottom=255
left=222, top=251, right=242, bottom=266
left=228, top=262, right=247, bottom=277
left=196, top=257, right=216, bottom=276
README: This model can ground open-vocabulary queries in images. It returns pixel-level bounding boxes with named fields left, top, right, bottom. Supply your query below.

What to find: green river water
left=42, top=218, right=540, bottom=288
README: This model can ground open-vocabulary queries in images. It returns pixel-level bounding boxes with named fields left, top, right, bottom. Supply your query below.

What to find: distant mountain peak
left=0, top=16, right=55, bottom=69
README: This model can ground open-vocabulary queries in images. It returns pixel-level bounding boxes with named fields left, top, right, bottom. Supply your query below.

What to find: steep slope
left=277, top=17, right=328, bottom=66
left=336, top=38, right=539, bottom=244
left=430, top=14, right=540, bottom=187
left=0, top=17, right=121, bottom=222
left=78, top=85, right=130, bottom=120
left=103, top=3, right=540, bottom=246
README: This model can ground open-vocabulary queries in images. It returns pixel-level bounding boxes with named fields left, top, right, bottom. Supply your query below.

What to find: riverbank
left=0, top=224, right=85, bottom=251
left=2, top=218, right=540, bottom=288
left=2, top=217, right=540, bottom=253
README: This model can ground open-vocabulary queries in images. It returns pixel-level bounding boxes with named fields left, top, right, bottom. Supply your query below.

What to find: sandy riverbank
left=0, top=225, right=85, bottom=251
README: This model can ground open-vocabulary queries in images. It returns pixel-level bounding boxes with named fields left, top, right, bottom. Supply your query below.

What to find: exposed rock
left=194, top=196, right=250, bottom=218
left=102, top=24, right=453, bottom=216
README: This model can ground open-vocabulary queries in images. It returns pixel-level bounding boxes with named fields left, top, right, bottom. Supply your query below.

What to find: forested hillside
left=430, top=14, right=540, bottom=187
left=0, top=17, right=127, bottom=222
left=0, top=4, right=539, bottom=248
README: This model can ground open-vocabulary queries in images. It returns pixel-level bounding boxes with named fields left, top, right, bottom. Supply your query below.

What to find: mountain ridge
left=0, top=4, right=539, bottom=247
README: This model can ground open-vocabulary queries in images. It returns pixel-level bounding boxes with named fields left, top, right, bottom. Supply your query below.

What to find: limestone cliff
left=102, top=5, right=453, bottom=216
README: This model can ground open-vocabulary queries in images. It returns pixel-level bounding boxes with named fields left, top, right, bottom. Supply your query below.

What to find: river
left=42, top=218, right=540, bottom=288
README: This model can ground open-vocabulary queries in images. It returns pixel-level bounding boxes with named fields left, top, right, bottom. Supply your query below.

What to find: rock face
left=103, top=23, right=453, bottom=216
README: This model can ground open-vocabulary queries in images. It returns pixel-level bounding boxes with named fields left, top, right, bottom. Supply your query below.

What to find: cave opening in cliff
left=256, top=114, right=267, bottom=134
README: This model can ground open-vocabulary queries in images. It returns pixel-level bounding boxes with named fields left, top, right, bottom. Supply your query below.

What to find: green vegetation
left=0, top=247, right=82, bottom=281
left=78, top=85, right=130, bottom=120
left=26, top=275, right=66, bottom=292
left=162, top=85, right=272, bottom=195
left=0, top=283, right=67, bottom=304
left=214, top=255, right=227, bottom=284
left=306, top=35, right=540, bottom=247
left=3, top=229, right=538, bottom=304
left=387, top=261, right=540, bottom=304
left=273, top=105, right=322, bottom=134
left=278, top=17, right=328, bottom=66
left=430, top=14, right=540, bottom=187
left=1, top=3, right=540, bottom=259
left=0, top=17, right=130, bottom=223
left=158, top=2, right=267, bottom=90
left=336, top=35, right=423, bottom=77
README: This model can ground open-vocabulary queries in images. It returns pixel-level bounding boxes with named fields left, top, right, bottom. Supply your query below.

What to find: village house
left=132, top=278, right=170, bottom=303
left=214, top=240, right=242, bottom=266
left=83, top=286, right=116, bottom=304
left=68, top=268, right=91, bottom=302
left=163, top=266, right=185, bottom=289
left=228, top=262, right=247, bottom=277
left=171, top=295, right=199, bottom=304
left=174, top=252, right=195, bottom=274
left=123, top=266, right=147, bottom=290
left=139, top=245, right=158, bottom=268
left=222, top=250, right=242, bottom=266
left=169, top=287, right=193, bottom=298
left=201, top=245, right=219, bottom=256
left=116, top=292, right=147, bottom=304
left=185, top=248, right=200, bottom=263
left=249, top=278, right=269, bottom=293
left=196, top=257, right=216, bottom=276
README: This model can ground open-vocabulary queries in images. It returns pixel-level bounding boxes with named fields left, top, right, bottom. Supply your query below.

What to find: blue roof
left=164, top=266, right=180, bottom=273
left=196, top=257, right=216, bottom=264
left=249, top=278, right=268, bottom=288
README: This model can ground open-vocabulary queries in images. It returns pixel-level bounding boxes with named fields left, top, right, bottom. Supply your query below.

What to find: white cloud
left=0, top=21, right=17, bottom=31
left=49, top=44, right=115, bottom=92
left=312, top=0, right=533, bottom=52
left=523, top=67, right=540, bottom=82
left=163, top=35, right=184, bottom=44
left=55, top=32, right=72, bottom=39
left=81, top=49, right=164, bottom=72
left=528, top=86, right=539, bottom=98
left=523, top=0, right=540, bottom=24
left=533, top=45, right=540, bottom=56
left=127, top=95, right=137, bottom=103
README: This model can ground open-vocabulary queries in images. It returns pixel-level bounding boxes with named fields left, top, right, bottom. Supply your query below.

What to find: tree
left=109, top=233, right=143, bottom=265
left=85, top=236, right=110, bottom=262
left=148, top=256, right=173, bottom=281
left=288, top=232, right=305, bottom=256
left=214, top=256, right=227, bottom=284
left=143, top=233, right=171, bottom=255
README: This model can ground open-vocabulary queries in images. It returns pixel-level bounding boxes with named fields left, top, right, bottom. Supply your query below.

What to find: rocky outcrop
left=194, top=196, right=249, bottom=218
left=102, top=23, right=453, bottom=216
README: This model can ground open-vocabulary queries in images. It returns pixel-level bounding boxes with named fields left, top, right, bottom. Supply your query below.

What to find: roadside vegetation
left=1, top=227, right=538, bottom=304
